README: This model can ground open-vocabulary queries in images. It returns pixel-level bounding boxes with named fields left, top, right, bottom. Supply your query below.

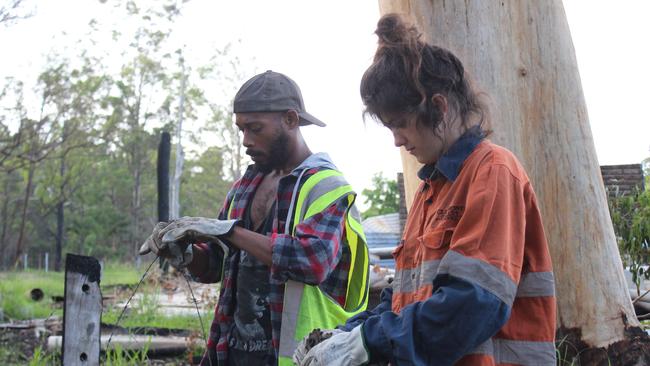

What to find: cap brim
left=299, top=111, right=326, bottom=127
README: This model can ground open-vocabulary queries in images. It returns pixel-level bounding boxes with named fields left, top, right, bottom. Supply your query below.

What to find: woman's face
left=381, top=111, right=446, bottom=165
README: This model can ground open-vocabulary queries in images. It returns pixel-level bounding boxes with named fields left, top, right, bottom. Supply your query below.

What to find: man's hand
left=298, top=325, right=369, bottom=366
left=159, top=216, right=239, bottom=245
left=292, top=328, right=344, bottom=365
left=138, top=217, right=238, bottom=269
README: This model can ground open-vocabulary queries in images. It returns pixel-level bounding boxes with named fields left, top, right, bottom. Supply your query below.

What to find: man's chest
left=249, top=174, right=282, bottom=231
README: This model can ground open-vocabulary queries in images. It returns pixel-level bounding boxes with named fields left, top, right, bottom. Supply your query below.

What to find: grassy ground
left=0, top=263, right=141, bottom=321
left=0, top=263, right=211, bottom=365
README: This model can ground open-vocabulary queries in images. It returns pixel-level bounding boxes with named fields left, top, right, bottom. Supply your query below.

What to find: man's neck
left=276, top=140, right=312, bottom=176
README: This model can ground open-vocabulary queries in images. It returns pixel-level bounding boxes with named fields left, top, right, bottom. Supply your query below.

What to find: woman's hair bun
left=375, top=13, right=420, bottom=47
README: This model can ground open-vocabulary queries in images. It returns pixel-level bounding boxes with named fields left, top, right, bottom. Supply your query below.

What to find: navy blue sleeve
left=361, top=275, right=510, bottom=366
left=337, top=287, right=393, bottom=331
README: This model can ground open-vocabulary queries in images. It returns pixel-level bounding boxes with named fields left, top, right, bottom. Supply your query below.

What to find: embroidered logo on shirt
left=434, top=206, right=464, bottom=222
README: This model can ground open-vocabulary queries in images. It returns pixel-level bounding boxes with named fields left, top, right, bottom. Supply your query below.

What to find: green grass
left=0, top=270, right=65, bottom=320
left=0, top=264, right=210, bottom=334
left=102, top=309, right=210, bottom=334
left=0, top=264, right=141, bottom=321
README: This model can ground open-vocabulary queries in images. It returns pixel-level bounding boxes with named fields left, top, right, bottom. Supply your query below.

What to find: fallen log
left=48, top=334, right=203, bottom=356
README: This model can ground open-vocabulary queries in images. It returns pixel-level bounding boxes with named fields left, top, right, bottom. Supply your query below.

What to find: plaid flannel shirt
left=193, top=153, right=353, bottom=366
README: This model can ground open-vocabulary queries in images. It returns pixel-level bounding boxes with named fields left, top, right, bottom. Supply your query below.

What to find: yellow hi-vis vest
left=274, top=169, right=369, bottom=366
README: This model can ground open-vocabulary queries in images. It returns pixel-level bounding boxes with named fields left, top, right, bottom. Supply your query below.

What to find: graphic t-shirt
left=227, top=201, right=275, bottom=366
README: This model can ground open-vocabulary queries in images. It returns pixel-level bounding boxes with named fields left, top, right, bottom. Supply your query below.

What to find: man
left=140, top=70, right=369, bottom=366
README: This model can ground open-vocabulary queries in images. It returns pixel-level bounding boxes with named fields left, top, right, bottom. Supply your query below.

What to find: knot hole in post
left=81, top=284, right=90, bottom=293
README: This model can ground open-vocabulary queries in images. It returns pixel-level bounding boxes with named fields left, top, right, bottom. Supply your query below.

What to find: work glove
left=292, top=328, right=345, bottom=365
left=139, top=217, right=238, bottom=269
left=298, top=325, right=369, bottom=366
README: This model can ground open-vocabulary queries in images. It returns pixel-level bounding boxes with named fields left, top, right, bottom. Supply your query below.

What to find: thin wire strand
left=183, top=272, right=213, bottom=366
left=105, top=255, right=159, bottom=352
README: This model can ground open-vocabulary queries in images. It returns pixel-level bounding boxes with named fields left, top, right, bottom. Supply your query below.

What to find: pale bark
left=379, top=0, right=643, bottom=351
left=170, top=59, right=186, bottom=221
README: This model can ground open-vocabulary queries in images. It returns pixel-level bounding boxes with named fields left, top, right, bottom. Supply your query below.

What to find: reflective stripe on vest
left=278, top=169, right=369, bottom=365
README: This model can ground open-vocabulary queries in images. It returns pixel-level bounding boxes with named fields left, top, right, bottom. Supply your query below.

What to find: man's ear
left=283, top=110, right=300, bottom=129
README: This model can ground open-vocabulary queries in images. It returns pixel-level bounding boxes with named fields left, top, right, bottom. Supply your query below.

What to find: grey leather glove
left=139, top=217, right=238, bottom=269
left=293, top=329, right=345, bottom=366
left=300, top=325, right=368, bottom=366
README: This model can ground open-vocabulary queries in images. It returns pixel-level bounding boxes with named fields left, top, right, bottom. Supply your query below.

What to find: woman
left=295, top=13, right=556, bottom=366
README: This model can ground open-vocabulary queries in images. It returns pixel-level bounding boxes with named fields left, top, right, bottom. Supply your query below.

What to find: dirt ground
left=0, top=326, right=46, bottom=365
left=0, top=323, right=200, bottom=365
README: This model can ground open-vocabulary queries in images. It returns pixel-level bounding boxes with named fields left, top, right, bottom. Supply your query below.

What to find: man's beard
left=254, top=131, right=290, bottom=174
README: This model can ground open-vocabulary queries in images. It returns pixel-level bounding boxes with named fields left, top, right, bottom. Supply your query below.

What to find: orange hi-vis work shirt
left=391, top=139, right=556, bottom=365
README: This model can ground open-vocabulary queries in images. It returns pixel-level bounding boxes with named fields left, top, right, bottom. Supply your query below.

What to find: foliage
left=181, top=146, right=231, bottom=217
left=0, top=0, right=246, bottom=268
left=27, top=346, right=56, bottom=366
left=608, top=188, right=650, bottom=296
left=0, top=0, right=32, bottom=26
left=361, top=172, right=399, bottom=219
left=104, top=343, right=150, bottom=366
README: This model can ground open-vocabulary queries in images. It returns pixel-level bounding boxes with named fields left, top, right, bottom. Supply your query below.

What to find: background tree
left=32, top=56, right=110, bottom=270
left=181, top=146, right=230, bottom=217
left=0, top=0, right=251, bottom=269
left=197, top=45, right=250, bottom=181
left=361, top=172, right=399, bottom=219
left=609, top=189, right=650, bottom=296
left=0, top=0, right=32, bottom=26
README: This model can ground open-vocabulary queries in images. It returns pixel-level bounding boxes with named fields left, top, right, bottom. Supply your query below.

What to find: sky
left=1, top=0, right=649, bottom=208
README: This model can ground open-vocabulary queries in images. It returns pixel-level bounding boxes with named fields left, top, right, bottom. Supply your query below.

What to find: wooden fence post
left=62, top=254, right=102, bottom=365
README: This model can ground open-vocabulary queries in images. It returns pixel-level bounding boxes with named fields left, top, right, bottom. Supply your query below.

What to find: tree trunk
left=171, top=59, right=185, bottom=221
left=14, top=160, right=35, bottom=267
left=55, top=153, right=65, bottom=271
left=1, top=177, right=11, bottom=270
left=378, top=0, right=650, bottom=363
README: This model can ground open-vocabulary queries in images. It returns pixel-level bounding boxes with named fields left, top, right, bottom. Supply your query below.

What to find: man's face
left=236, top=112, right=290, bottom=173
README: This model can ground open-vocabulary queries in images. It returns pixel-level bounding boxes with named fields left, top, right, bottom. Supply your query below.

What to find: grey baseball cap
left=233, top=70, right=326, bottom=127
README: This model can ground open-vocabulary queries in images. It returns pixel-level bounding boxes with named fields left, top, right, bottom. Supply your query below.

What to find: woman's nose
left=392, top=130, right=406, bottom=147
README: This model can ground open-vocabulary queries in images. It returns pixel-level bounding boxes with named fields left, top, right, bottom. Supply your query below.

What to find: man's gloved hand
left=139, top=217, right=238, bottom=269
left=298, top=325, right=369, bottom=366
left=292, top=328, right=345, bottom=366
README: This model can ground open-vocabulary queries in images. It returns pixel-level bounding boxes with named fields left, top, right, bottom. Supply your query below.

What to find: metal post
left=45, top=253, right=49, bottom=272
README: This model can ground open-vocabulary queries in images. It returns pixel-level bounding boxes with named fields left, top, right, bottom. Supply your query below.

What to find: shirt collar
left=417, top=126, right=485, bottom=182
left=242, top=152, right=338, bottom=179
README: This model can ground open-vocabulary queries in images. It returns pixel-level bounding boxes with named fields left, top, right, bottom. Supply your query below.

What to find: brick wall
left=397, top=172, right=406, bottom=233
left=600, top=164, right=645, bottom=197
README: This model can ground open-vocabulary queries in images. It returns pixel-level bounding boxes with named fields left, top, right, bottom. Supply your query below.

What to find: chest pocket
left=419, top=228, right=453, bottom=254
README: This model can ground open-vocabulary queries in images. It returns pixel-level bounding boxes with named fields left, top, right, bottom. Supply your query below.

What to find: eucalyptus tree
left=0, top=76, right=69, bottom=265
left=180, top=146, right=230, bottom=218
left=197, top=46, right=251, bottom=182
left=32, top=56, right=111, bottom=270
left=102, top=0, right=186, bottom=256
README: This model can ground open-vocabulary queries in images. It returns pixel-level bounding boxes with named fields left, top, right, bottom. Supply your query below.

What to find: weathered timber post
left=377, top=0, right=650, bottom=363
left=62, top=254, right=102, bottom=365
